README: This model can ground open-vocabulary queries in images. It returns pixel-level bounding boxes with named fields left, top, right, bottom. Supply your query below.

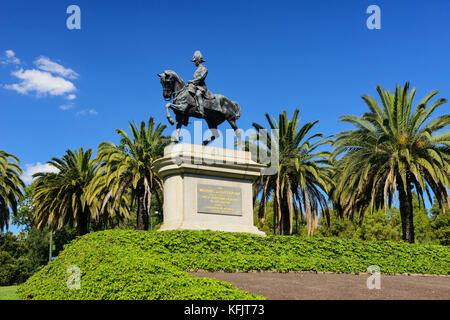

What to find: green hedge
left=16, top=233, right=262, bottom=300
left=17, top=229, right=450, bottom=300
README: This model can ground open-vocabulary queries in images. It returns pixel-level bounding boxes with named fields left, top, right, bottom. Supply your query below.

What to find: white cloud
left=1, top=50, right=20, bottom=65
left=3, top=52, right=82, bottom=113
left=34, top=56, right=79, bottom=79
left=21, top=162, right=59, bottom=184
left=59, top=103, right=75, bottom=111
left=76, top=108, right=98, bottom=116
left=4, top=68, right=76, bottom=96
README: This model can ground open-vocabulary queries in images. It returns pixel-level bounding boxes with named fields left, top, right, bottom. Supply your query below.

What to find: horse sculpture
left=158, top=70, right=242, bottom=145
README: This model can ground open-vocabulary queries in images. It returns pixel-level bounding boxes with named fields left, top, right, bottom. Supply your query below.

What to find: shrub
left=16, top=231, right=263, bottom=300
left=17, top=229, right=450, bottom=300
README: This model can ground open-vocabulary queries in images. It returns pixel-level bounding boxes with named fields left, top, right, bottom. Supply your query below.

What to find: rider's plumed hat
left=191, top=50, right=206, bottom=63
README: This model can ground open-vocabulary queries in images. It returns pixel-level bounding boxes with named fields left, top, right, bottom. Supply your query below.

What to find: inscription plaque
left=197, top=184, right=242, bottom=216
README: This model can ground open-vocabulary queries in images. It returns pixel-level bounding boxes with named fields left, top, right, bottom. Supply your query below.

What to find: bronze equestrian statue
left=158, top=51, right=242, bottom=146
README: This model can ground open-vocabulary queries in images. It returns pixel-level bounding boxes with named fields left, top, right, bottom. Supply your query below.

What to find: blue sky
left=1, top=0, right=449, bottom=233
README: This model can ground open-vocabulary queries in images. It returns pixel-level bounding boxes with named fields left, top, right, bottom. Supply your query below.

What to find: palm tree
left=332, top=82, right=449, bottom=243
left=251, top=109, right=333, bottom=235
left=88, top=117, right=169, bottom=231
left=33, top=148, right=98, bottom=236
left=0, top=151, right=25, bottom=232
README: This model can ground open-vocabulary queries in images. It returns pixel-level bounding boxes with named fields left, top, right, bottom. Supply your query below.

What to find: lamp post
left=49, top=231, right=53, bottom=262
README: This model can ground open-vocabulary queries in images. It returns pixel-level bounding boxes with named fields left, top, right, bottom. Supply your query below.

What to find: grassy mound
left=17, top=230, right=450, bottom=300
left=16, top=232, right=262, bottom=300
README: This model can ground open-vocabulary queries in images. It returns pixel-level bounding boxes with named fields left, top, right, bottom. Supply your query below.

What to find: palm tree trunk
left=275, top=174, right=282, bottom=234
left=136, top=183, right=149, bottom=230
left=295, top=208, right=298, bottom=234
left=273, top=201, right=277, bottom=235
left=286, top=179, right=294, bottom=235
left=304, top=190, right=313, bottom=237
left=76, top=208, right=89, bottom=236
left=279, top=196, right=291, bottom=235
left=398, top=179, right=415, bottom=243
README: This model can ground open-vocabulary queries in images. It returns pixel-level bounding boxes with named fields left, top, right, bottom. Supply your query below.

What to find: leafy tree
left=332, top=82, right=449, bottom=243
left=23, top=226, right=76, bottom=271
left=430, top=197, right=450, bottom=245
left=2, top=184, right=76, bottom=283
left=354, top=209, right=401, bottom=241
left=317, top=193, right=448, bottom=244
left=411, top=194, right=436, bottom=244
left=88, top=118, right=169, bottom=230
left=0, top=150, right=25, bottom=232
left=0, top=232, right=31, bottom=285
left=32, top=148, right=99, bottom=236
left=251, top=109, right=333, bottom=235
left=317, top=211, right=359, bottom=239
left=0, top=227, right=77, bottom=286
left=11, top=185, right=35, bottom=232
left=254, top=199, right=276, bottom=235
left=317, top=208, right=401, bottom=241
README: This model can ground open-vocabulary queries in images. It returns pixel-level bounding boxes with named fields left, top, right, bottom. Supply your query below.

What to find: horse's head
left=157, top=70, right=182, bottom=101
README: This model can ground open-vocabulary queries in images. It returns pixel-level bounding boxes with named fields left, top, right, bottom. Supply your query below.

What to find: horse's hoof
left=172, top=136, right=182, bottom=144
left=168, top=118, right=175, bottom=125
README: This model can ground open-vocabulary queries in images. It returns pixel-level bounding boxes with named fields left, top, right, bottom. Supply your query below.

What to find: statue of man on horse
left=186, top=50, right=214, bottom=116
left=158, top=50, right=242, bottom=146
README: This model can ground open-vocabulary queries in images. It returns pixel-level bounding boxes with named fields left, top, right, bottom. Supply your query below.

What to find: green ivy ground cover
left=17, top=229, right=450, bottom=300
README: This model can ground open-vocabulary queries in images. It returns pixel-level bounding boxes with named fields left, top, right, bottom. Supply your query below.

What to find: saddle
left=188, top=88, right=221, bottom=113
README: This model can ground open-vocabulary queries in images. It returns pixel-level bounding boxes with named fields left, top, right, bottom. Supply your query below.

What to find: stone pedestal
left=154, top=144, right=266, bottom=236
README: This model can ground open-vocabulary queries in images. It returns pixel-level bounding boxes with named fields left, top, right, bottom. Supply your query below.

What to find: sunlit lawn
left=0, top=286, right=19, bottom=300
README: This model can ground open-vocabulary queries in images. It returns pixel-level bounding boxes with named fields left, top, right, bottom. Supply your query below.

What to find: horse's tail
left=232, top=101, right=241, bottom=120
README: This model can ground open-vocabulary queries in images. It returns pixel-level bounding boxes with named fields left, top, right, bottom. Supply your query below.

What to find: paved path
left=190, top=271, right=450, bottom=300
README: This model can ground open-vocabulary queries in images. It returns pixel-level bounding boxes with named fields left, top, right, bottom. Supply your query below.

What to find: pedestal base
left=154, top=144, right=266, bottom=236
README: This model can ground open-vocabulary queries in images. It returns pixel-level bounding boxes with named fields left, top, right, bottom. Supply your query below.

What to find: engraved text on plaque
left=197, top=184, right=242, bottom=216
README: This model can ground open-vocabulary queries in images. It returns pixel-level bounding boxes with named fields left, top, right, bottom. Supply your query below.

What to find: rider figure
left=187, top=51, right=209, bottom=115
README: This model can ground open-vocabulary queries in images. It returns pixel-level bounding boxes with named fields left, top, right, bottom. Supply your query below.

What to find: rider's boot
left=196, top=92, right=205, bottom=115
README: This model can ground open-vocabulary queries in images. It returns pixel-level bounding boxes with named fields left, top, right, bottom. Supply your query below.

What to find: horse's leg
left=202, top=128, right=219, bottom=145
left=172, top=114, right=184, bottom=143
left=182, top=115, right=189, bottom=126
left=173, top=123, right=182, bottom=143
left=166, top=103, right=175, bottom=125
left=228, top=119, right=242, bottom=148
left=203, top=120, right=220, bottom=146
